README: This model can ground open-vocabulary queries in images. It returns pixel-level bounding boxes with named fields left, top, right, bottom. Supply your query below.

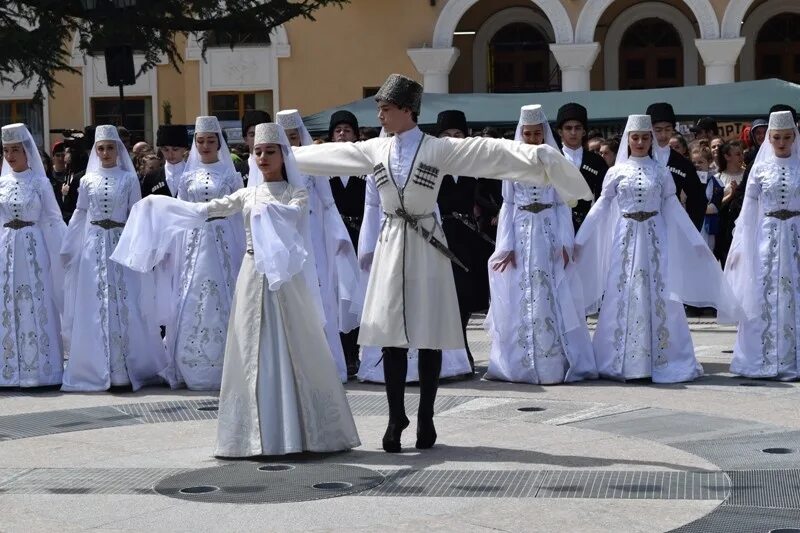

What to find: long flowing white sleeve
left=358, top=175, right=382, bottom=260
left=36, top=175, right=67, bottom=313
left=60, top=181, right=89, bottom=351
left=438, top=138, right=593, bottom=206
left=251, top=201, right=307, bottom=290
left=661, top=169, right=741, bottom=322
left=109, top=195, right=211, bottom=272
left=492, top=180, right=515, bottom=255
left=724, top=174, right=762, bottom=321
left=570, top=170, right=621, bottom=314
left=293, top=140, right=377, bottom=177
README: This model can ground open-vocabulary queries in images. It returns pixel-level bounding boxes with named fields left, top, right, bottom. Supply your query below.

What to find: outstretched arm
left=293, top=140, right=377, bottom=177
left=437, top=137, right=593, bottom=206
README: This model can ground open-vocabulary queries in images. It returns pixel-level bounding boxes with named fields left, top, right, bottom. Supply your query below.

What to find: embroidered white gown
left=573, top=156, right=738, bottom=383
left=727, top=158, right=800, bottom=379
left=161, top=162, right=245, bottom=390
left=0, top=169, right=66, bottom=387
left=60, top=167, right=166, bottom=391
left=110, top=183, right=361, bottom=457
left=485, top=181, right=596, bottom=384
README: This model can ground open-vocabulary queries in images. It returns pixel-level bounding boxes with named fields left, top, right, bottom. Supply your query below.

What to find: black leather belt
left=3, top=219, right=34, bottom=230
left=90, top=219, right=125, bottom=229
left=765, top=209, right=800, bottom=221
left=622, top=211, right=658, bottom=222
left=442, top=212, right=472, bottom=220
left=205, top=216, right=227, bottom=222
left=519, top=202, right=553, bottom=214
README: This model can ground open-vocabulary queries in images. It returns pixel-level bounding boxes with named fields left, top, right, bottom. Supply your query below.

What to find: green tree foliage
left=0, top=0, right=349, bottom=99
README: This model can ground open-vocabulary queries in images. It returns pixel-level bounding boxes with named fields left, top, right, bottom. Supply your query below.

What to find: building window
left=208, top=91, right=273, bottom=123
left=205, top=31, right=271, bottom=47
left=619, top=18, right=683, bottom=90
left=756, top=14, right=800, bottom=83
left=0, top=100, right=45, bottom=147
left=92, top=97, right=152, bottom=144
left=488, top=22, right=559, bottom=93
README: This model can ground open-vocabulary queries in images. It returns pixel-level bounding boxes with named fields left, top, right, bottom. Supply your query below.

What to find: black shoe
left=346, top=360, right=360, bottom=377
left=415, top=418, right=437, bottom=449
left=382, top=416, right=410, bottom=453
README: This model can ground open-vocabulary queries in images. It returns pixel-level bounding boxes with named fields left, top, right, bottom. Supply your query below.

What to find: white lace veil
left=276, top=110, right=313, bottom=147
left=752, top=110, right=800, bottom=167
left=185, top=116, right=236, bottom=177
left=248, top=123, right=307, bottom=190
left=615, top=114, right=656, bottom=166
left=514, top=104, right=558, bottom=149
left=1, top=123, right=46, bottom=177
left=85, top=125, right=135, bottom=174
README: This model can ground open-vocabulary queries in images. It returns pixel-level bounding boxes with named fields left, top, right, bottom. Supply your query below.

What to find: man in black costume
left=555, top=103, right=607, bottom=232
left=435, top=110, right=490, bottom=373
left=327, top=109, right=366, bottom=377
left=646, top=102, right=707, bottom=230
left=141, top=125, right=189, bottom=198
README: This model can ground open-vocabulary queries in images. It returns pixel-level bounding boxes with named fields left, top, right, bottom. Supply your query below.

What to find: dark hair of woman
left=715, top=140, right=744, bottom=173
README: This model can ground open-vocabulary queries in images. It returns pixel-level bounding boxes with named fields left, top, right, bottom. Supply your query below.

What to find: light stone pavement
left=1, top=318, right=800, bottom=533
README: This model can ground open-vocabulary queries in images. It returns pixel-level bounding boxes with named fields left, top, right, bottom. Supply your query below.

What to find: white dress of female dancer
left=161, top=116, right=246, bottom=390
left=484, top=106, right=596, bottom=384
left=0, top=124, right=66, bottom=387
left=355, top=173, right=473, bottom=384
left=112, top=123, right=360, bottom=456
left=61, top=125, right=166, bottom=391
left=726, top=111, right=800, bottom=380
left=272, top=110, right=361, bottom=383
left=572, top=115, right=739, bottom=383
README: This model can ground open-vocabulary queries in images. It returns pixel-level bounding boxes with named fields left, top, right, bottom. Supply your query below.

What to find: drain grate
left=362, top=469, right=730, bottom=500
left=672, top=505, right=800, bottom=532
left=672, top=431, right=800, bottom=470
left=155, top=462, right=384, bottom=504
left=725, top=470, right=800, bottom=509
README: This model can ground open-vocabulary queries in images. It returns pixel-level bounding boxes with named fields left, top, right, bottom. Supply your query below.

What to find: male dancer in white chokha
left=292, top=73, right=591, bottom=453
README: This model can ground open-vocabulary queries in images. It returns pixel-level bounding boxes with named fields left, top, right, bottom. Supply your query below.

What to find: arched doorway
left=619, top=18, right=683, bottom=90
left=489, top=22, right=559, bottom=93
left=755, top=13, right=800, bottom=83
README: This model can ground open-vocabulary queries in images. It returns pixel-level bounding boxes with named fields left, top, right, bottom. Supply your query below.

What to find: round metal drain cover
left=769, top=529, right=800, bottom=533
left=517, top=407, right=546, bottom=412
left=258, top=464, right=294, bottom=472
left=156, top=462, right=383, bottom=504
left=762, top=447, right=795, bottom=454
left=179, top=485, right=219, bottom=495
left=196, top=404, right=218, bottom=412
left=313, top=481, right=353, bottom=490
left=721, top=349, right=733, bottom=354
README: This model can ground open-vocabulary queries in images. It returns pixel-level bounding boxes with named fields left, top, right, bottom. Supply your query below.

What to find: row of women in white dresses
left=485, top=108, right=800, bottom=384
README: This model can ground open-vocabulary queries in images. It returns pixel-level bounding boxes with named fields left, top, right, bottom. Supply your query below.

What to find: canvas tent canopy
left=302, top=78, right=800, bottom=135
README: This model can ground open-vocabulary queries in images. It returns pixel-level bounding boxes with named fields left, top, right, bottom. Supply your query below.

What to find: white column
left=407, top=47, right=460, bottom=94
left=695, top=38, right=746, bottom=85
left=549, top=43, right=601, bottom=92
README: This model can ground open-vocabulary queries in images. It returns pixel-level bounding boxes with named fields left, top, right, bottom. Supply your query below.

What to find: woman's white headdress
left=0, top=123, right=46, bottom=177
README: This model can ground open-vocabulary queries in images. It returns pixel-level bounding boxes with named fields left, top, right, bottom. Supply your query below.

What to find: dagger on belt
left=449, top=211, right=496, bottom=246
left=393, top=208, right=469, bottom=272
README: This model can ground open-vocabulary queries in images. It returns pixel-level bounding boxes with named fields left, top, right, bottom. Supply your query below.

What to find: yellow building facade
left=1, top=0, right=798, bottom=149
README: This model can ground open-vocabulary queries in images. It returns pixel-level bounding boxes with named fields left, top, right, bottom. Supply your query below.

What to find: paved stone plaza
left=2, top=319, right=800, bottom=532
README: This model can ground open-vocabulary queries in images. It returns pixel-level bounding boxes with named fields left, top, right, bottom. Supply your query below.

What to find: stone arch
left=575, top=0, right=719, bottom=44
left=432, top=0, right=573, bottom=48
left=471, top=6, right=557, bottom=92
left=603, top=2, right=699, bottom=89
left=736, top=1, right=800, bottom=81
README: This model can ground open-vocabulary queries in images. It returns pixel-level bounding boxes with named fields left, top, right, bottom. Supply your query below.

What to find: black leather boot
left=416, top=349, right=442, bottom=449
left=382, top=347, right=409, bottom=453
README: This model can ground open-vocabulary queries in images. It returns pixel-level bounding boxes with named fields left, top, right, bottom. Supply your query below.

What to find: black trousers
left=382, top=347, right=442, bottom=423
